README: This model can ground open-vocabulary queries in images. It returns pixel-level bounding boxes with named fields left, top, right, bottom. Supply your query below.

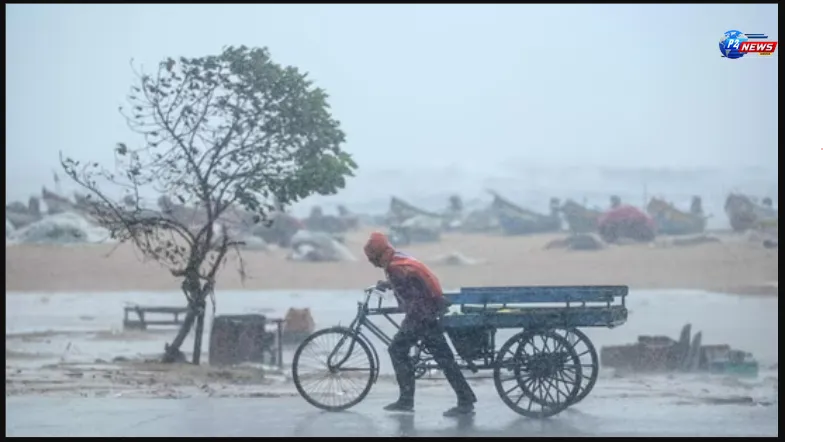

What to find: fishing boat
left=489, top=191, right=562, bottom=235
left=646, top=196, right=708, bottom=236
left=560, top=199, right=602, bottom=234
left=386, top=196, right=443, bottom=245
left=724, top=193, right=778, bottom=232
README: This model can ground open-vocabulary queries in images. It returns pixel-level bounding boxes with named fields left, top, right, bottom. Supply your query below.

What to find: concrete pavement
left=6, top=383, right=778, bottom=437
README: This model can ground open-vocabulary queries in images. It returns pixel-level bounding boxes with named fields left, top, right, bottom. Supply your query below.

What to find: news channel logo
left=719, top=30, right=777, bottom=59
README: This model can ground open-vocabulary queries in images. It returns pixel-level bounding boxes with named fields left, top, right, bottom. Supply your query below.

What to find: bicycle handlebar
left=362, top=284, right=395, bottom=310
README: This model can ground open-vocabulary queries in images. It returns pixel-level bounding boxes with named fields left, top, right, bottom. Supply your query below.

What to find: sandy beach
left=5, top=229, right=779, bottom=295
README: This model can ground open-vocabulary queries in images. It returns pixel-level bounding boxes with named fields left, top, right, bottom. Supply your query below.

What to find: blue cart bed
left=441, top=285, right=629, bottom=330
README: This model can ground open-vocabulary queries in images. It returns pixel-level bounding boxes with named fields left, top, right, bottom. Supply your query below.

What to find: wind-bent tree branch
left=61, top=46, right=357, bottom=364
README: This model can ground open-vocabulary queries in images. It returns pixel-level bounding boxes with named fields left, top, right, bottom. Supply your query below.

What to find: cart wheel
left=515, top=330, right=584, bottom=412
left=493, top=330, right=583, bottom=419
left=292, top=327, right=377, bottom=412
left=554, top=328, right=599, bottom=406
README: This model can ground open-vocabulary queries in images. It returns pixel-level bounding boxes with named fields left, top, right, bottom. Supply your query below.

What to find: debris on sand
left=240, top=235, right=270, bottom=251
left=249, top=213, right=303, bottom=248
left=429, top=251, right=486, bottom=266
left=544, top=233, right=605, bottom=251
left=698, top=396, right=758, bottom=405
left=545, top=238, right=567, bottom=250
left=212, top=224, right=270, bottom=252
left=598, top=204, right=656, bottom=243
left=302, top=206, right=353, bottom=234
left=743, top=228, right=779, bottom=249
left=601, top=323, right=759, bottom=377
left=654, top=235, right=722, bottom=248
left=7, top=212, right=111, bottom=245
left=671, top=235, right=721, bottom=247
left=5, top=358, right=296, bottom=398
left=6, top=349, right=50, bottom=359
left=287, top=230, right=356, bottom=262
left=728, top=282, right=778, bottom=296
left=91, top=329, right=166, bottom=342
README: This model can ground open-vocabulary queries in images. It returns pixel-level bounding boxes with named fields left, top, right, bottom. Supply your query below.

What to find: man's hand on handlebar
left=365, top=280, right=393, bottom=297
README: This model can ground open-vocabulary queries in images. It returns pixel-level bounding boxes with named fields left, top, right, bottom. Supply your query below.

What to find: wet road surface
left=6, top=289, right=779, bottom=437
left=7, top=383, right=778, bottom=437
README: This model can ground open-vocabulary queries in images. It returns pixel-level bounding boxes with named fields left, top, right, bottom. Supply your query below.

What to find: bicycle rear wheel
left=292, top=327, right=377, bottom=412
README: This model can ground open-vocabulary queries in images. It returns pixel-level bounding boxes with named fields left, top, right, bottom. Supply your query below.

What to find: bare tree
left=61, top=46, right=357, bottom=364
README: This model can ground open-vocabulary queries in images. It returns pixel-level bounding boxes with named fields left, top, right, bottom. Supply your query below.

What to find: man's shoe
left=443, top=403, right=475, bottom=417
left=384, top=400, right=414, bottom=412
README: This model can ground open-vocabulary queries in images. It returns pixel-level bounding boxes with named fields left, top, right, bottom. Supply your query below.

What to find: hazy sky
left=6, top=4, right=778, bottom=201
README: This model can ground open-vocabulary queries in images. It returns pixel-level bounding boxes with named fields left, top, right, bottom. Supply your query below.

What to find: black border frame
left=776, top=0, right=792, bottom=440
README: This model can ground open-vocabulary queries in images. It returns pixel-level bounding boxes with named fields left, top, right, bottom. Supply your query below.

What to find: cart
left=291, top=284, right=629, bottom=418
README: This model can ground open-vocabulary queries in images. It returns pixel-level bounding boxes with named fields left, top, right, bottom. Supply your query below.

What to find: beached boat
left=488, top=191, right=562, bottom=235
left=560, top=199, right=602, bottom=234
left=386, top=197, right=443, bottom=245
left=724, top=193, right=778, bottom=232
left=646, top=196, right=707, bottom=236
left=41, top=187, right=75, bottom=215
left=388, top=196, right=443, bottom=224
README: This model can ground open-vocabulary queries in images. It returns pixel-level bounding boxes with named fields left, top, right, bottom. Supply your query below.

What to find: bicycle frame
left=353, top=290, right=405, bottom=345
left=325, top=287, right=494, bottom=375
left=325, top=288, right=400, bottom=369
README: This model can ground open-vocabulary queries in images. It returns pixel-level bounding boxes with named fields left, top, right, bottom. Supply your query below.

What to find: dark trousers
left=388, top=318, right=477, bottom=405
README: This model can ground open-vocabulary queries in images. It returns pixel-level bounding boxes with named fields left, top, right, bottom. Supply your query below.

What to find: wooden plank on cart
left=445, top=285, right=628, bottom=306
left=442, top=305, right=629, bottom=329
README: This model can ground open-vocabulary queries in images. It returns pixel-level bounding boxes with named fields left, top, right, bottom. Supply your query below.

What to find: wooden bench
left=123, top=305, right=190, bottom=330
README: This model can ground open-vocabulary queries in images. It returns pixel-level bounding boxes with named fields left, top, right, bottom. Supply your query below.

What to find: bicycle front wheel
left=292, top=327, right=378, bottom=412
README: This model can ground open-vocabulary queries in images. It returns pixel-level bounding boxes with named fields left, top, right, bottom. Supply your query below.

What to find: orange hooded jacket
left=364, top=232, right=447, bottom=321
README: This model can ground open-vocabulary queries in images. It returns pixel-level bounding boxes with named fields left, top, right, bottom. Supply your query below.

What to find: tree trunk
left=162, top=280, right=206, bottom=363
left=163, top=260, right=214, bottom=364
left=162, top=308, right=197, bottom=363
left=192, top=309, right=206, bottom=365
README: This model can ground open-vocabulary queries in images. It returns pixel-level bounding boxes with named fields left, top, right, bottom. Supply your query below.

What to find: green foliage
left=128, top=45, right=356, bottom=213
left=61, top=45, right=356, bottom=275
